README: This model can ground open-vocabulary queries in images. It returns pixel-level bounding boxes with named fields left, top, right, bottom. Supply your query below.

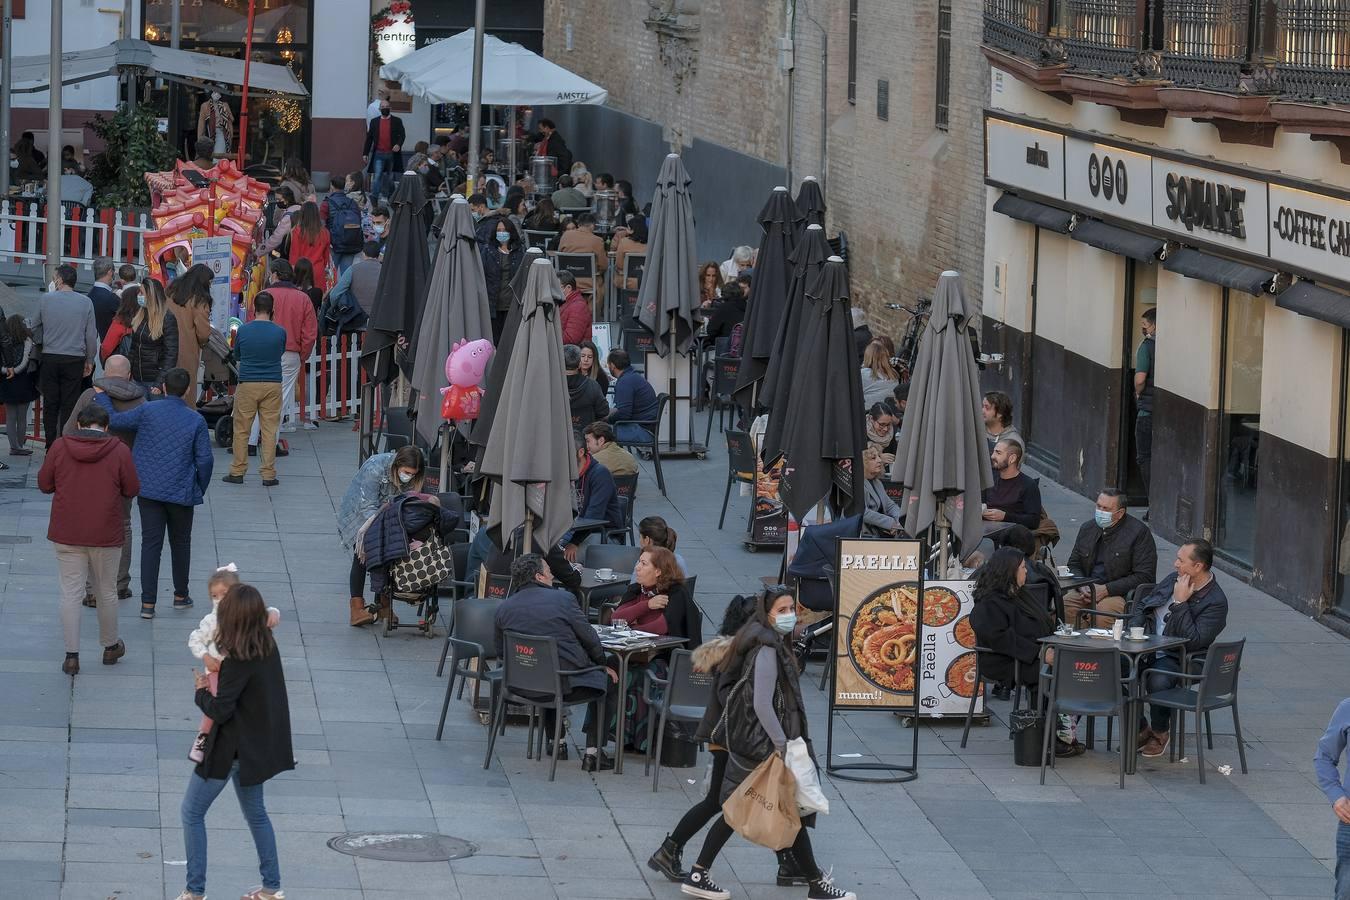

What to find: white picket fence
left=0, top=200, right=151, bottom=268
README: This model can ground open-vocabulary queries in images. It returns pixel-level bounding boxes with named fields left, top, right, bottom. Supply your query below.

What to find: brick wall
left=544, top=0, right=987, bottom=340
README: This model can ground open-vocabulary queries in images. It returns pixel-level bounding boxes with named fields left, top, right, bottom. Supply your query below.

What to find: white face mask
left=397, top=471, right=413, bottom=485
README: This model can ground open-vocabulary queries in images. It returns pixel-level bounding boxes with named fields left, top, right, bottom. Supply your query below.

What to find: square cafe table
left=577, top=566, right=633, bottom=618
left=1038, top=631, right=1188, bottom=775
left=594, top=628, right=686, bottom=774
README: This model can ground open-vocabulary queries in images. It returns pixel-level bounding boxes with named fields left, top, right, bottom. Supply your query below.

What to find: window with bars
left=848, top=0, right=859, bottom=105
left=937, top=0, right=952, bottom=130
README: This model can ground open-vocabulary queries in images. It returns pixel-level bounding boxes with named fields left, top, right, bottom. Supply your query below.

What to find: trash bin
left=1010, top=709, right=1046, bottom=767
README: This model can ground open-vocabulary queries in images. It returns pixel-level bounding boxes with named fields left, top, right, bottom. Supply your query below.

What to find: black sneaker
left=776, top=849, right=811, bottom=886
left=808, top=871, right=856, bottom=900
left=221, top=474, right=244, bottom=485
left=681, top=867, right=730, bottom=900
left=544, top=740, right=568, bottom=761
left=648, top=834, right=686, bottom=882
left=173, top=596, right=194, bottom=610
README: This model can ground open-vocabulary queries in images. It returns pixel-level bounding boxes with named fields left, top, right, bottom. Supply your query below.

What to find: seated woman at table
left=862, top=446, right=904, bottom=537
left=601, top=547, right=702, bottom=754
left=633, top=516, right=688, bottom=577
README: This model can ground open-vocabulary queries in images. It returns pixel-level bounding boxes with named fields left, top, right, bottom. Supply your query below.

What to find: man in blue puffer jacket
left=95, top=367, right=213, bottom=620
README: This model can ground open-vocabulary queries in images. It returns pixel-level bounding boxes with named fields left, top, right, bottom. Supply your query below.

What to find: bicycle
left=885, top=297, right=931, bottom=383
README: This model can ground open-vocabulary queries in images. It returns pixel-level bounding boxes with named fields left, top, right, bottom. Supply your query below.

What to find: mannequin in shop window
left=197, top=91, right=235, bottom=158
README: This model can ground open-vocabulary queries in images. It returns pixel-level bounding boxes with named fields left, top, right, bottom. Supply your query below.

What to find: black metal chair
left=482, top=573, right=513, bottom=601
left=719, top=429, right=758, bottom=529
left=643, top=649, right=714, bottom=792
left=582, top=543, right=641, bottom=573
left=608, top=473, right=639, bottom=545
left=1143, top=638, right=1248, bottom=783
left=960, top=650, right=1029, bottom=748
left=550, top=251, right=599, bottom=302
left=703, top=351, right=739, bottom=445
left=435, top=596, right=502, bottom=739
left=482, top=631, right=606, bottom=781
left=621, top=253, right=646, bottom=321
left=1039, top=645, right=1134, bottom=789
left=1074, top=582, right=1155, bottom=631
left=382, top=406, right=415, bottom=452
left=524, top=229, right=558, bottom=253
left=613, top=393, right=669, bottom=497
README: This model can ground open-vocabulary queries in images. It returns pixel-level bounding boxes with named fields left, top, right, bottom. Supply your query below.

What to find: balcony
left=983, top=0, right=1350, bottom=101
left=982, top=0, right=1070, bottom=94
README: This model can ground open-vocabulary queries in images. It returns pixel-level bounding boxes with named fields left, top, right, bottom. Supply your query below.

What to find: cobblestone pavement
left=0, top=417, right=1341, bottom=899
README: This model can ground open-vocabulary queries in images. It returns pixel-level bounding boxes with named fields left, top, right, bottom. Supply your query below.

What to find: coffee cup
left=1129, top=626, right=1145, bottom=641
left=596, top=567, right=614, bottom=580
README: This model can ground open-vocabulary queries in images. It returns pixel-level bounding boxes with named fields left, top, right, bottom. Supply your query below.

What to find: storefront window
left=1122, top=262, right=1157, bottom=503
left=144, top=0, right=309, bottom=45
left=1215, top=291, right=1266, bottom=566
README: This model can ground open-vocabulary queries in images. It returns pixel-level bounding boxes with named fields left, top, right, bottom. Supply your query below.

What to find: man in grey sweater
left=33, top=264, right=98, bottom=446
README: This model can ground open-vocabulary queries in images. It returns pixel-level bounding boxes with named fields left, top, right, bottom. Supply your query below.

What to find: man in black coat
left=1063, top=489, right=1157, bottom=628
left=703, top=281, right=748, bottom=340
left=362, top=100, right=406, bottom=201
left=1129, top=539, right=1229, bottom=758
left=532, top=119, right=572, bottom=178
left=88, top=257, right=120, bottom=341
left=494, top=554, right=616, bottom=767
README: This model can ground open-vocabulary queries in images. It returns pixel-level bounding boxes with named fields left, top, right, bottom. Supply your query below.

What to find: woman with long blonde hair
left=130, top=277, right=180, bottom=395
left=860, top=339, right=899, bottom=408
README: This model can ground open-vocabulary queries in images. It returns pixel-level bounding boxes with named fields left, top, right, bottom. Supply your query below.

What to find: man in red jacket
left=249, top=259, right=317, bottom=450
left=38, top=402, right=140, bottom=676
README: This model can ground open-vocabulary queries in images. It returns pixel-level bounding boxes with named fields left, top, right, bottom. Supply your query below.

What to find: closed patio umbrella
left=760, top=222, right=831, bottom=460
left=773, top=257, right=866, bottom=521
left=469, top=246, right=545, bottom=452
left=478, top=258, right=577, bottom=553
left=409, top=195, right=492, bottom=448
left=732, top=186, right=801, bottom=410
left=795, top=176, right=826, bottom=228
left=888, top=270, right=991, bottom=573
left=360, top=172, right=432, bottom=384
left=636, top=153, right=699, bottom=357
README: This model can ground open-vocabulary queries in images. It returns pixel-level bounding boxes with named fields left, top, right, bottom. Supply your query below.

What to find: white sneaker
left=279, top=423, right=297, bottom=434
left=301, top=421, right=318, bottom=431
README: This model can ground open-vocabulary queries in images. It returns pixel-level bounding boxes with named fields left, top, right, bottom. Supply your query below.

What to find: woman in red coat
left=288, top=202, right=331, bottom=293
left=559, top=270, right=592, bottom=346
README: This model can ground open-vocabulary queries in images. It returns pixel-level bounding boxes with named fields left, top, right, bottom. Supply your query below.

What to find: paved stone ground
left=0, top=413, right=1343, bottom=899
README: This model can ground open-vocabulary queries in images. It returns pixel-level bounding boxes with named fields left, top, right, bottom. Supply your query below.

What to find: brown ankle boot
left=349, top=597, right=375, bottom=627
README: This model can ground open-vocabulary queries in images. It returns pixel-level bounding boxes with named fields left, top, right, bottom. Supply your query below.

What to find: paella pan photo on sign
left=952, top=614, right=977, bottom=649
left=945, top=651, right=980, bottom=698
left=922, top=586, right=961, bottom=628
left=847, top=584, right=920, bottom=694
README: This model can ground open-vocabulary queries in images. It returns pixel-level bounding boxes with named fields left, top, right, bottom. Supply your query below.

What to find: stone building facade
left=541, top=0, right=988, bottom=335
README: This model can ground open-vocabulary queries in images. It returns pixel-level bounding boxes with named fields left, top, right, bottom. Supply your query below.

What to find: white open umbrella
left=379, top=30, right=607, bottom=106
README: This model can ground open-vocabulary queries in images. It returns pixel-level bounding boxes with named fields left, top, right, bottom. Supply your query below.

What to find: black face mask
left=380, top=109, right=391, bottom=117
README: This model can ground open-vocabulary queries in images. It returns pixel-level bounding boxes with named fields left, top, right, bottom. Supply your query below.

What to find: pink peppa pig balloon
left=440, top=338, right=494, bottom=421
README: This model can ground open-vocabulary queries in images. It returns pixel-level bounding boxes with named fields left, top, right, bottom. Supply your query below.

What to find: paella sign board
left=834, top=538, right=926, bottom=711
left=918, top=581, right=985, bottom=718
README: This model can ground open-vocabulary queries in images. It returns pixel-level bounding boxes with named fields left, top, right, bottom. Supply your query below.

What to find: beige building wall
left=1261, top=302, right=1340, bottom=457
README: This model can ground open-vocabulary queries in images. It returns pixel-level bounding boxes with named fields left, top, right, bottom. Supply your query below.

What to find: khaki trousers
left=231, top=381, right=283, bottom=479
left=56, top=543, right=119, bottom=653
left=1063, top=588, right=1126, bottom=630
left=84, top=497, right=133, bottom=596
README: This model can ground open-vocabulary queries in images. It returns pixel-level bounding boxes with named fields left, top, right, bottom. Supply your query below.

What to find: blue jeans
left=333, top=251, right=358, bottom=274
left=181, top=762, right=280, bottom=896
left=613, top=423, right=653, bottom=445
left=466, top=526, right=495, bottom=592
left=1142, top=651, right=1183, bottom=732
left=371, top=152, right=395, bottom=199
left=1337, top=821, right=1350, bottom=900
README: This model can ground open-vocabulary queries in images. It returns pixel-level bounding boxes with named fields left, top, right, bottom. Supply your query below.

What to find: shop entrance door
left=1214, top=289, right=1266, bottom=567
left=1117, top=261, right=1157, bottom=507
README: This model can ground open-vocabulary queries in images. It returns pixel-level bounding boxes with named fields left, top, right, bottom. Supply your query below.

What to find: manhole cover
left=326, top=832, right=476, bottom=862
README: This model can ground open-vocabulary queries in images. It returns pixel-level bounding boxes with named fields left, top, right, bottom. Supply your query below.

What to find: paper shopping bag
left=721, top=753, right=801, bottom=850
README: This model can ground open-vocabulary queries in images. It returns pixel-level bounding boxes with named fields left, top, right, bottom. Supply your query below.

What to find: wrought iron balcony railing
left=1063, top=0, right=1148, bottom=77
left=1275, top=0, right=1350, bottom=102
left=983, top=0, right=1062, bottom=64
left=1159, top=0, right=1256, bottom=88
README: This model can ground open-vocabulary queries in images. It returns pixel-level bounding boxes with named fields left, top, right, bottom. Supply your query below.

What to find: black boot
left=776, top=848, right=811, bottom=886
left=647, top=833, right=686, bottom=882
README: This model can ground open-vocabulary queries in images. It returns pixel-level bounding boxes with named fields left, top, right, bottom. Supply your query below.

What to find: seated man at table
left=606, top=349, right=660, bottom=445
left=584, top=421, right=638, bottom=477
left=495, top=553, right=617, bottom=767
left=1063, top=488, right=1157, bottom=628
left=1129, top=539, right=1229, bottom=759
left=560, top=433, right=624, bottom=562
left=981, top=440, right=1042, bottom=534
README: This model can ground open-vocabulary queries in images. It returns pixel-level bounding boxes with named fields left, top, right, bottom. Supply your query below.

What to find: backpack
left=326, top=193, right=364, bottom=253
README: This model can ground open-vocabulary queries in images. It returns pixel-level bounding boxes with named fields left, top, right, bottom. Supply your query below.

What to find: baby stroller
left=363, top=493, right=463, bottom=636
left=197, top=328, right=238, bottom=448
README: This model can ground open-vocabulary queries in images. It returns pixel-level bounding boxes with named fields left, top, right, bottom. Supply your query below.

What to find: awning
left=380, top=29, right=607, bottom=106
left=992, top=193, right=1074, bottom=234
left=1276, top=281, right=1350, bottom=329
left=8, top=38, right=308, bottom=96
left=1162, top=248, right=1275, bottom=295
left=1072, top=219, right=1165, bottom=262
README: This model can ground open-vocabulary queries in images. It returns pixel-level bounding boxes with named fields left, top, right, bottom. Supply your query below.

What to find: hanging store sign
left=373, top=1, right=417, bottom=65
left=985, top=112, right=1347, bottom=287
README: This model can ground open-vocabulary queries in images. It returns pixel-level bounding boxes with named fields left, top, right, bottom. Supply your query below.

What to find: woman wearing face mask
left=335, top=447, right=425, bottom=627
left=481, top=217, right=524, bottom=343
left=127, top=278, right=180, bottom=397
left=677, top=587, right=856, bottom=900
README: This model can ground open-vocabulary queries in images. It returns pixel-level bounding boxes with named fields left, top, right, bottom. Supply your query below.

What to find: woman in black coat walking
left=480, top=216, right=524, bottom=343
left=179, top=584, right=294, bottom=900
left=673, top=588, right=855, bottom=900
